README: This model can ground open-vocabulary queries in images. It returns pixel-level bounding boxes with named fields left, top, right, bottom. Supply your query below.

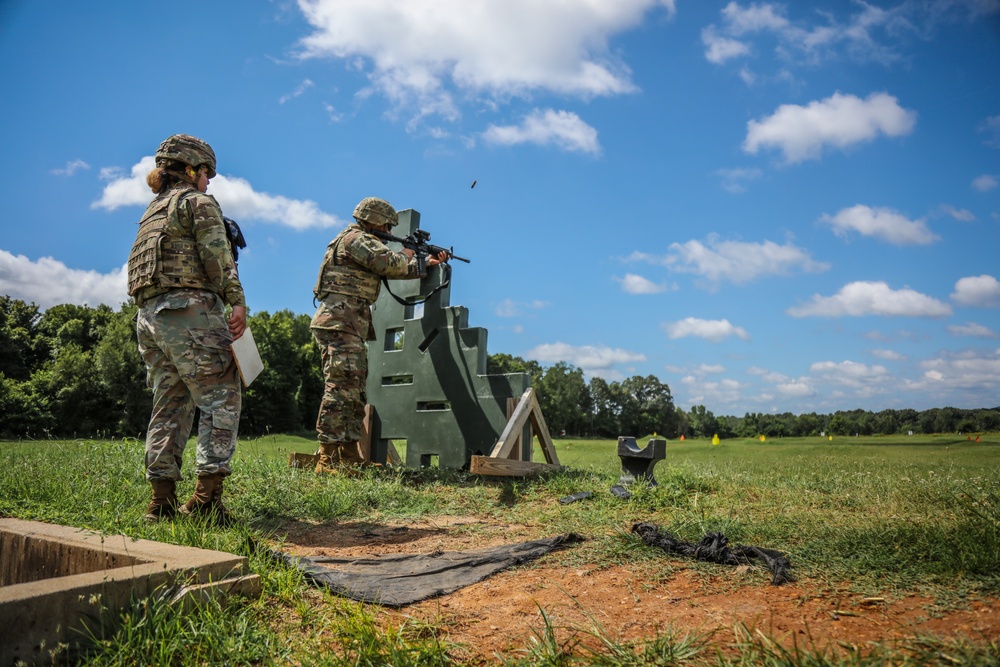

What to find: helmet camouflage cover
left=353, top=197, right=398, bottom=228
left=155, top=134, right=217, bottom=178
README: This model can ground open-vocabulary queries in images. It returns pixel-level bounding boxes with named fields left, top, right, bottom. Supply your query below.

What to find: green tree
left=587, top=376, right=619, bottom=437
left=93, top=304, right=151, bottom=437
left=36, top=302, right=114, bottom=354
left=0, top=372, right=51, bottom=437
left=618, top=375, right=676, bottom=437
left=536, top=362, right=589, bottom=436
left=828, top=413, right=849, bottom=436
left=45, top=341, right=113, bottom=437
left=873, top=409, right=899, bottom=435
left=0, top=296, right=44, bottom=381
left=688, top=404, right=719, bottom=438
left=715, top=414, right=738, bottom=438
left=487, top=353, right=543, bottom=387
left=675, top=406, right=691, bottom=438
left=918, top=409, right=938, bottom=434
left=796, top=412, right=822, bottom=437
left=933, top=407, right=960, bottom=434
left=241, top=310, right=320, bottom=435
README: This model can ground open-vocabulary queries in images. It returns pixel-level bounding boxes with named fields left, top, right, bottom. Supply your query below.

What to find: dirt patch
left=271, top=518, right=999, bottom=663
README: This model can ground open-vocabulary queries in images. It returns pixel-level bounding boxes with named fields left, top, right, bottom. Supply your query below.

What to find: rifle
left=369, top=228, right=470, bottom=277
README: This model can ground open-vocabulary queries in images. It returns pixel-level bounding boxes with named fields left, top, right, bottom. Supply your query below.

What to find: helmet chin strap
left=164, top=167, right=198, bottom=186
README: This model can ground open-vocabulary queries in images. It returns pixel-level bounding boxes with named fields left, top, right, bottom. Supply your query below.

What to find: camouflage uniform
left=311, top=222, right=419, bottom=458
left=129, top=182, right=245, bottom=482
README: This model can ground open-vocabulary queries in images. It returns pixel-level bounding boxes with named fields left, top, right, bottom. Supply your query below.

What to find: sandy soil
left=272, top=516, right=999, bottom=663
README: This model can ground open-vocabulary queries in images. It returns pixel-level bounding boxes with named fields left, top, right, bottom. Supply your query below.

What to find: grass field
left=1, top=433, right=998, bottom=665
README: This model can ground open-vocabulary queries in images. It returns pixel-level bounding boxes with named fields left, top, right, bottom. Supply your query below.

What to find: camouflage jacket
left=311, top=223, right=418, bottom=338
left=128, top=184, right=245, bottom=309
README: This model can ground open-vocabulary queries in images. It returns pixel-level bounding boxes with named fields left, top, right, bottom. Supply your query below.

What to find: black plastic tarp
left=273, top=532, right=584, bottom=607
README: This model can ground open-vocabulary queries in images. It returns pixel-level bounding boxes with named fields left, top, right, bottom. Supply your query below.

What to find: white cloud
left=666, top=362, right=725, bottom=376
left=494, top=298, right=549, bottom=318
left=92, top=157, right=341, bottom=230
left=951, top=274, right=1000, bottom=307
left=788, top=281, right=952, bottom=318
left=279, top=78, right=315, bottom=104
left=525, top=342, right=646, bottom=371
left=747, top=366, right=788, bottom=382
left=482, top=109, right=600, bottom=154
left=701, top=27, right=750, bottom=64
left=92, top=156, right=156, bottom=209
left=721, top=1, right=792, bottom=34
left=295, top=0, right=675, bottom=123
left=715, top=167, right=762, bottom=193
left=939, top=204, right=975, bottom=222
left=653, top=235, right=828, bottom=285
left=774, top=380, right=815, bottom=398
left=979, top=114, right=1000, bottom=149
left=821, top=204, right=937, bottom=245
left=323, top=102, right=345, bottom=123
left=663, top=317, right=750, bottom=342
left=916, top=349, right=1000, bottom=392
left=0, top=250, right=127, bottom=310
left=948, top=322, right=1000, bottom=339
left=743, top=92, right=916, bottom=163
left=206, top=175, right=340, bottom=230
left=703, top=1, right=996, bottom=72
left=810, top=360, right=890, bottom=388
left=870, top=348, right=906, bottom=361
left=972, top=174, right=998, bottom=192
left=614, top=273, right=669, bottom=294
left=745, top=367, right=814, bottom=400
left=50, top=159, right=90, bottom=176
left=679, top=375, right=746, bottom=409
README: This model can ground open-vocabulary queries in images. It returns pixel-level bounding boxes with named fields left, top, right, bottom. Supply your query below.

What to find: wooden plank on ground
left=288, top=452, right=319, bottom=469
left=469, top=456, right=562, bottom=477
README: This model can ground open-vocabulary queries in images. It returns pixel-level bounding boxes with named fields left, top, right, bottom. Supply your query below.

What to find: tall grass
left=1, top=434, right=997, bottom=665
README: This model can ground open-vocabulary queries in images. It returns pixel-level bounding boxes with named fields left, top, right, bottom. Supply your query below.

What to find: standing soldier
left=128, top=134, right=246, bottom=523
left=311, top=197, right=447, bottom=473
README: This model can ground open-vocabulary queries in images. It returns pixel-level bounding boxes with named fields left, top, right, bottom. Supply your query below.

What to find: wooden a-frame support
left=469, top=387, right=562, bottom=477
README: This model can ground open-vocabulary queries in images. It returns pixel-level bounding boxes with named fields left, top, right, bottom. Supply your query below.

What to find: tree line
left=1, top=297, right=997, bottom=440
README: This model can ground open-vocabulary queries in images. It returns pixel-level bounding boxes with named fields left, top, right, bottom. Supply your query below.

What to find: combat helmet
left=353, top=197, right=398, bottom=228
left=155, top=134, right=217, bottom=178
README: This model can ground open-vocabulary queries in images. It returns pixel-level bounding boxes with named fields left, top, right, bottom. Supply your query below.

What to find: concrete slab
left=0, top=518, right=260, bottom=666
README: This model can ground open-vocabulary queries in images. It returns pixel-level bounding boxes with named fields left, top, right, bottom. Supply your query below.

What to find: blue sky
left=1, top=0, right=998, bottom=416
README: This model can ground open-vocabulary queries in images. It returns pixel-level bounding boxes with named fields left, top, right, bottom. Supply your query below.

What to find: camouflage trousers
left=137, top=290, right=241, bottom=481
left=312, top=328, right=367, bottom=447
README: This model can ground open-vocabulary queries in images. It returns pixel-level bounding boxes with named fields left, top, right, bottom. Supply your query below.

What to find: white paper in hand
left=231, top=326, right=263, bottom=387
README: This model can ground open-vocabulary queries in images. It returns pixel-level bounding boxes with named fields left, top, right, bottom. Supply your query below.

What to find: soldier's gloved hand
left=228, top=305, right=247, bottom=340
left=426, top=250, right=450, bottom=267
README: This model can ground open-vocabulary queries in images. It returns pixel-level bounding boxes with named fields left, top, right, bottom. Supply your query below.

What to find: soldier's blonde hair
left=146, top=160, right=191, bottom=194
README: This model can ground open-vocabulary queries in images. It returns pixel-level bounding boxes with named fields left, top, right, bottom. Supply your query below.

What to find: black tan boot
left=209, top=475, right=234, bottom=527
left=144, top=479, right=177, bottom=522
left=338, top=442, right=367, bottom=467
left=315, top=443, right=339, bottom=474
left=179, top=474, right=218, bottom=518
